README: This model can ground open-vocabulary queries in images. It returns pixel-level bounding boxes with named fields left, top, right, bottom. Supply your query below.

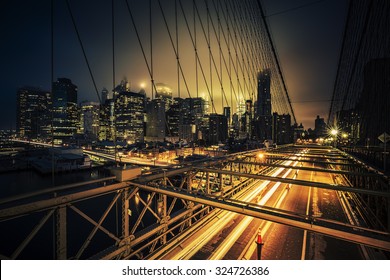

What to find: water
left=0, top=168, right=115, bottom=259
left=0, top=168, right=106, bottom=199
left=0, top=168, right=184, bottom=259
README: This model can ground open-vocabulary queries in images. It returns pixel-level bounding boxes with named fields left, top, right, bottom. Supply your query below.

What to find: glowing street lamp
left=330, top=129, right=338, bottom=136
left=330, top=129, right=338, bottom=147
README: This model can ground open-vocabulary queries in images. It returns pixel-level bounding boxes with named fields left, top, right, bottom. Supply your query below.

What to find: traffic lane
left=259, top=173, right=310, bottom=260
left=235, top=164, right=310, bottom=259
left=306, top=171, right=363, bottom=259
left=251, top=161, right=316, bottom=260
left=191, top=177, right=289, bottom=259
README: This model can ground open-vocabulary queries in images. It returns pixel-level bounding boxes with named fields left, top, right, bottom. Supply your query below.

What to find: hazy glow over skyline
left=0, top=0, right=348, bottom=130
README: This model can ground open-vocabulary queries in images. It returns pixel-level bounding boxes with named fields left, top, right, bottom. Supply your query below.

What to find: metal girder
left=75, top=192, right=121, bottom=259
left=56, top=206, right=67, bottom=259
left=11, top=209, right=55, bottom=259
left=0, top=176, right=117, bottom=205
left=131, top=193, right=159, bottom=234
left=130, top=182, right=390, bottom=252
left=0, top=182, right=128, bottom=220
left=226, top=160, right=382, bottom=177
left=199, top=168, right=390, bottom=198
left=75, top=191, right=122, bottom=259
left=69, top=204, right=120, bottom=242
left=252, top=152, right=351, bottom=161
left=137, top=149, right=270, bottom=183
left=139, top=167, right=193, bottom=182
left=98, top=204, right=207, bottom=259
left=261, top=156, right=359, bottom=166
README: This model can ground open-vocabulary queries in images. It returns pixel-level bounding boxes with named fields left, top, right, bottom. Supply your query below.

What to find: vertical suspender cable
left=150, top=0, right=154, bottom=100
left=255, top=0, right=296, bottom=124
left=194, top=0, right=198, bottom=98
left=226, top=2, right=232, bottom=116
left=176, top=0, right=180, bottom=98
left=64, top=0, right=101, bottom=104
left=112, top=0, right=119, bottom=235
left=217, top=0, right=223, bottom=112
left=51, top=0, right=55, bottom=187
left=328, top=0, right=352, bottom=125
left=50, top=0, right=55, bottom=259
left=112, top=0, right=117, bottom=165
left=207, top=2, right=214, bottom=113
left=123, top=0, right=158, bottom=95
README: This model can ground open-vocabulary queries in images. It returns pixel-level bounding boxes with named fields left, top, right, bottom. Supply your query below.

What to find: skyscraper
left=101, top=88, right=109, bottom=104
left=98, top=95, right=116, bottom=142
left=155, top=83, right=173, bottom=111
left=52, top=78, right=78, bottom=144
left=240, top=100, right=253, bottom=139
left=115, top=90, right=145, bottom=144
left=166, top=97, right=183, bottom=142
left=272, top=113, right=292, bottom=144
left=180, top=97, right=208, bottom=142
left=208, top=114, right=228, bottom=144
left=223, top=107, right=231, bottom=125
left=314, top=115, right=327, bottom=138
left=80, top=101, right=100, bottom=140
left=145, top=98, right=166, bottom=142
left=16, top=87, right=51, bottom=140
left=254, top=69, right=272, bottom=141
left=256, top=69, right=271, bottom=117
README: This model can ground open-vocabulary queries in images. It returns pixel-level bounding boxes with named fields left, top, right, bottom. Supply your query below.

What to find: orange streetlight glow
left=258, top=153, right=265, bottom=160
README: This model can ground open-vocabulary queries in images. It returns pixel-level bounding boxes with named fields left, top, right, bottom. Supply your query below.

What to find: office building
left=145, top=98, right=166, bottom=142
left=314, top=115, right=327, bottom=138
left=208, top=114, right=228, bottom=144
left=115, top=90, right=145, bottom=144
left=80, top=101, right=100, bottom=140
left=16, top=87, right=51, bottom=140
left=52, top=78, right=78, bottom=144
left=166, top=97, right=183, bottom=142
left=155, top=83, right=173, bottom=111
left=272, top=113, right=292, bottom=144
left=256, top=69, right=271, bottom=117
left=253, top=69, right=272, bottom=141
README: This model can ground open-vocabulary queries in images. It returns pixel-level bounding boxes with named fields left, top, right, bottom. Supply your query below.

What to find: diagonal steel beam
left=75, top=192, right=122, bottom=259
left=225, top=160, right=382, bottom=177
left=199, top=168, right=390, bottom=197
left=69, top=204, right=120, bottom=243
left=261, top=156, right=358, bottom=166
left=11, top=209, right=55, bottom=259
left=0, top=182, right=128, bottom=221
left=0, top=176, right=117, bottom=205
left=130, top=182, right=390, bottom=252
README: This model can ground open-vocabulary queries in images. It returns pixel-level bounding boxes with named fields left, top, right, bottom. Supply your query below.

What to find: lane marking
left=301, top=162, right=314, bottom=260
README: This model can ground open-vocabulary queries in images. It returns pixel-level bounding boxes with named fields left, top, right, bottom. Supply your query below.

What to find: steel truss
left=0, top=145, right=389, bottom=259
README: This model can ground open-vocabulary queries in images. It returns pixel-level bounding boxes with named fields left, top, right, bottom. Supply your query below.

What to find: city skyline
left=1, top=0, right=389, bottom=263
left=0, top=0, right=348, bottom=130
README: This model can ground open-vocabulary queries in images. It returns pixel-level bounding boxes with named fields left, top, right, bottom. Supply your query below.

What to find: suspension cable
left=64, top=0, right=101, bottom=104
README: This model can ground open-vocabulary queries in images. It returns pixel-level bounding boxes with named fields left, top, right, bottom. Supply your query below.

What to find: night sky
left=0, top=0, right=347, bottom=130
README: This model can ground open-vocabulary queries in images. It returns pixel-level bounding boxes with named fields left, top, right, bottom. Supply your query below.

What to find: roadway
left=156, top=151, right=305, bottom=259
left=8, top=138, right=169, bottom=167
left=154, top=147, right=368, bottom=260
left=259, top=160, right=362, bottom=260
